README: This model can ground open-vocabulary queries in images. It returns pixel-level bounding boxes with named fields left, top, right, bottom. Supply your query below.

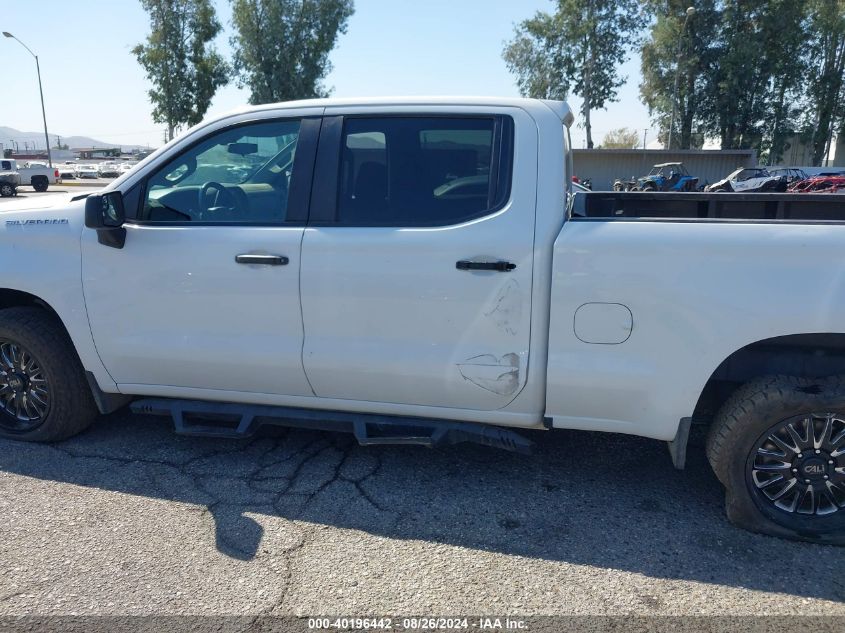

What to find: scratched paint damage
left=484, top=278, right=522, bottom=336
left=457, top=353, right=520, bottom=396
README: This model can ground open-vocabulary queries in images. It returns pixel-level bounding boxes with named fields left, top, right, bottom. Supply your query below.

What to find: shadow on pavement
left=1, top=409, right=842, bottom=602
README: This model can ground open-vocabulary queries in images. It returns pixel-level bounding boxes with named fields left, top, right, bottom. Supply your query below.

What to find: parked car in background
left=0, top=163, right=20, bottom=197
left=74, top=164, right=99, bottom=179
left=97, top=163, right=121, bottom=178
left=118, top=162, right=137, bottom=175
left=706, top=167, right=787, bottom=193
left=769, top=167, right=808, bottom=185
left=0, top=159, right=60, bottom=192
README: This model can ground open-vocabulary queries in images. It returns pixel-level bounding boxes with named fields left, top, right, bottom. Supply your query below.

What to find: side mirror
left=85, top=191, right=126, bottom=248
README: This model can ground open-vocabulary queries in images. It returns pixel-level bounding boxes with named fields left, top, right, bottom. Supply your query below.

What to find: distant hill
left=0, top=126, right=150, bottom=152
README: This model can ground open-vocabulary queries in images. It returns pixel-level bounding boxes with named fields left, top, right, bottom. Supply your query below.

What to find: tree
left=133, top=0, right=229, bottom=142
left=757, top=0, right=809, bottom=163
left=641, top=1, right=813, bottom=157
left=804, top=0, right=845, bottom=165
left=503, top=0, right=641, bottom=148
left=230, top=0, right=354, bottom=105
left=640, top=0, right=719, bottom=149
left=601, top=127, right=641, bottom=148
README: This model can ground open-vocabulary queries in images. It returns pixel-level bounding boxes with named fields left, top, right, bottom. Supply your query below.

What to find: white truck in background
left=0, top=158, right=60, bottom=192
left=1, top=97, right=844, bottom=546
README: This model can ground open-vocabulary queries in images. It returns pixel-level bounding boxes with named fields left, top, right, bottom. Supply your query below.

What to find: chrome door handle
left=235, top=254, right=289, bottom=266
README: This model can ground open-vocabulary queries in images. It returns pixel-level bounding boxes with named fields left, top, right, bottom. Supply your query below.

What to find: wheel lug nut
left=805, top=479, right=811, bottom=484
left=824, top=475, right=829, bottom=480
left=792, top=468, right=798, bottom=473
left=830, top=460, right=835, bottom=465
left=798, top=453, right=804, bottom=458
left=816, top=449, right=821, bottom=454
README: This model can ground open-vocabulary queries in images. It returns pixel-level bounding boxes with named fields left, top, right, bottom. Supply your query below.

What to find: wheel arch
left=0, top=288, right=65, bottom=322
left=0, top=288, right=126, bottom=413
left=663, top=333, right=845, bottom=470
left=693, top=333, right=845, bottom=425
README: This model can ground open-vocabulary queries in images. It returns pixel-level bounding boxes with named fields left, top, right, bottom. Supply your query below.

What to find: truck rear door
left=299, top=108, right=538, bottom=411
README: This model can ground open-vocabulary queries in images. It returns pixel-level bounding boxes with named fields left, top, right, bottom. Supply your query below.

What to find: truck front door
left=300, top=109, right=537, bottom=411
left=82, top=113, right=320, bottom=397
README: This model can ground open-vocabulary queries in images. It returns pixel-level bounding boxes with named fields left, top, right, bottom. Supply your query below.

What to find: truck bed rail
left=573, top=192, right=845, bottom=223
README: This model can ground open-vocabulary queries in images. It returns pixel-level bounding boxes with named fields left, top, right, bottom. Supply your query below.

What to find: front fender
left=0, top=201, right=117, bottom=392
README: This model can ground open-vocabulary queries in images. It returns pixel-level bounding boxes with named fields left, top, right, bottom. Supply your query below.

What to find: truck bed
left=548, top=190, right=845, bottom=442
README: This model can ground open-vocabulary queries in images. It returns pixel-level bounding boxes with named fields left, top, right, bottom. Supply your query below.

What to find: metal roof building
left=573, top=149, right=757, bottom=191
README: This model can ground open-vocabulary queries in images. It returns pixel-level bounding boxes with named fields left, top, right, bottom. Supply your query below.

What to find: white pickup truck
left=0, top=158, right=60, bottom=191
left=1, top=97, right=844, bottom=545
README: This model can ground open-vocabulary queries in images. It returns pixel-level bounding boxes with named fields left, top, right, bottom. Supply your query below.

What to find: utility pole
left=3, top=32, right=53, bottom=167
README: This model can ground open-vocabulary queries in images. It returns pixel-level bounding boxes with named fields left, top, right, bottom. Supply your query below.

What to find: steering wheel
left=198, top=181, right=238, bottom=218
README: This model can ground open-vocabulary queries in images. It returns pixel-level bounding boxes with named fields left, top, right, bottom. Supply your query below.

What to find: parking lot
left=0, top=408, right=843, bottom=620
left=0, top=182, right=104, bottom=205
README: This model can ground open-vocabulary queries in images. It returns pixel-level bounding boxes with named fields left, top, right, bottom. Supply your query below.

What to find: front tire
left=0, top=308, right=97, bottom=442
left=707, top=375, right=845, bottom=545
left=0, top=183, right=14, bottom=197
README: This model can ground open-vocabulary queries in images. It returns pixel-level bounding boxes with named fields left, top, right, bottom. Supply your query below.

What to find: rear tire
left=707, top=375, right=845, bottom=545
left=0, top=308, right=97, bottom=442
left=32, top=179, right=48, bottom=193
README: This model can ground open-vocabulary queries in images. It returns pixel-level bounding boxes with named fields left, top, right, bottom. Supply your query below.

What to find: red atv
left=788, top=173, right=845, bottom=193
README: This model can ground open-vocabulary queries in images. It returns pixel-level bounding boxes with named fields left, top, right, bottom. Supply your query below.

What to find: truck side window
left=335, top=116, right=512, bottom=226
left=138, top=119, right=301, bottom=224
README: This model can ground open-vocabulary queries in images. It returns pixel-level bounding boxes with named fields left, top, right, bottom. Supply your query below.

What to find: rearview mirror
left=85, top=191, right=126, bottom=249
left=228, top=142, right=258, bottom=156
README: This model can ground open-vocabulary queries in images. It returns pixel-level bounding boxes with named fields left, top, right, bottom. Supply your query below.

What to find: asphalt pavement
left=0, top=410, right=843, bottom=620
left=0, top=182, right=104, bottom=206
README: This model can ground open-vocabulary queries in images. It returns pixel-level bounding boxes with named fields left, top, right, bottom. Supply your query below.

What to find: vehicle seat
left=346, top=161, right=389, bottom=222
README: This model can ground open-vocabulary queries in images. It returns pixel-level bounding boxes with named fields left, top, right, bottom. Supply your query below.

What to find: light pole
left=667, top=7, right=696, bottom=151
left=3, top=32, right=52, bottom=167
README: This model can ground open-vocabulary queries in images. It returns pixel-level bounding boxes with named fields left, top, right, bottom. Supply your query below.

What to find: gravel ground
left=0, top=410, right=843, bottom=621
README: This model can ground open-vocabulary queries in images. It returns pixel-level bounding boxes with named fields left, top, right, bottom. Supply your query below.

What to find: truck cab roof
left=226, top=96, right=574, bottom=126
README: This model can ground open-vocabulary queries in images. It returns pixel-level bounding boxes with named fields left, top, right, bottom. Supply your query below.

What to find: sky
left=1, top=0, right=653, bottom=150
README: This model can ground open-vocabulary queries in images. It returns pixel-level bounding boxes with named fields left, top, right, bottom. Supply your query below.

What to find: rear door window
left=335, top=116, right=512, bottom=226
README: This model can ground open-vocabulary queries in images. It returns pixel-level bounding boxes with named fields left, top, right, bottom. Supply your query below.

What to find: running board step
left=130, top=398, right=533, bottom=454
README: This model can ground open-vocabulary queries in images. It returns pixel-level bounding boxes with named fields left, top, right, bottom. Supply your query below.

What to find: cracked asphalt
left=0, top=409, right=843, bottom=617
